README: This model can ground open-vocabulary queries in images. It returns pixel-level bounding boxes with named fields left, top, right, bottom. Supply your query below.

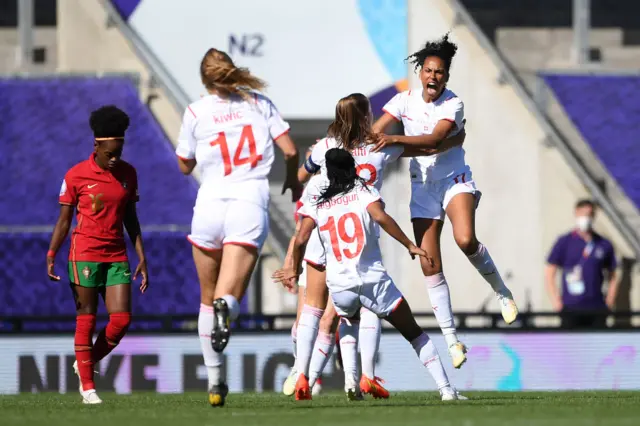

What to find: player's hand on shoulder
left=133, top=258, right=149, bottom=293
left=372, top=133, right=396, bottom=153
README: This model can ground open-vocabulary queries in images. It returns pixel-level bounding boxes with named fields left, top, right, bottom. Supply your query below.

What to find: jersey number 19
left=319, top=212, right=365, bottom=262
left=209, top=125, right=263, bottom=176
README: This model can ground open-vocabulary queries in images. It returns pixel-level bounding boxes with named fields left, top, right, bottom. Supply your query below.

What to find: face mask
left=576, top=216, right=593, bottom=232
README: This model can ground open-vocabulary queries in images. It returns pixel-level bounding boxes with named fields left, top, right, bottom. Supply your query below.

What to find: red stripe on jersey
left=382, top=108, right=400, bottom=122
left=188, top=106, right=196, bottom=118
left=273, top=129, right=290, bottom=141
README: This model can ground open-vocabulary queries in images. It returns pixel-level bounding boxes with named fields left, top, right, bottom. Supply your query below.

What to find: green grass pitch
left=2, top=391, right=639, bottom=426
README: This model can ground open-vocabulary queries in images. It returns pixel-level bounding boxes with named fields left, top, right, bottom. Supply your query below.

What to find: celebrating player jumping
left=373, top=34, right=519, bottom=369
left=274, top=148, right=464, bottom=401
left=47, top=106, right=148, bottom=405
left=280, top=93, right=466, bottom=399
left=176, top=48, right=301, bottom=407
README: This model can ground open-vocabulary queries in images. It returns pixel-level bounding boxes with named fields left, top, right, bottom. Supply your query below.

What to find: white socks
left=291, top=323, right=298, bottom=363
left=221, top=294, right=240, bottom=320
left=295, top=305, right=323, bottom=377
left=467, top=243, right=512, bottom=298
left=308, top=331, right=335, bottom=388
left=411, top=332, right=450, bottom=390
left=198, top=304, right=223, bottom=388
left=338, top=317, right=359, bottom=384
left=425, top=273, right=458, bottom=347
left=359, top=308, right=381, bottom=378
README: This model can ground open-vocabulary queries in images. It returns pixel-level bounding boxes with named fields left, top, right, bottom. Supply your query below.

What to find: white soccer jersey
left=176, top=92, right=290, bottom=209
left=304, top=137, right=403, bottom=192
left=383, top=88, right=468, bottom=182
left=298, top=184, right=388, bottom=293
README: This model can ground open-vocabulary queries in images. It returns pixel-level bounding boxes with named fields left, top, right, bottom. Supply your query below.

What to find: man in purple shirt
left=545, top=199, right=619, bottom=328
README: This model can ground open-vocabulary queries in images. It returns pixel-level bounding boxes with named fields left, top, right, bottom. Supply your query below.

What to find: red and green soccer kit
left=59, top=154, right=139, bottom=287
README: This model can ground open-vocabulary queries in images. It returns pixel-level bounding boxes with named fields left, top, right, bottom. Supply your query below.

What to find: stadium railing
left=1, top=312, right=638, bottom=334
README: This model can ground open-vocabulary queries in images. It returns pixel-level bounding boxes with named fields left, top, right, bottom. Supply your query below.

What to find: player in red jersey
left=47, top=105, right=149, bottom=404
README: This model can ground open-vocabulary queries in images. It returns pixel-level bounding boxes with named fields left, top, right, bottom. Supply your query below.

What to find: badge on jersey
left=59, top=179, right=67, bottom=196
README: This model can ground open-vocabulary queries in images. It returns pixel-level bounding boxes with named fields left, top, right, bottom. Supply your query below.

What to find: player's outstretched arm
left=273, top=217, right=315, bottom=289
left=372, top=113, right=397, bottom=134
left=275, top=133, right=303, bottom=202
left=124, top=202, right=149, bottom=293
left=47, top=204, right=74, bottom=281
left=373, top=119, right=456, bottom=152
left=366, top=201, right=433, bottom=264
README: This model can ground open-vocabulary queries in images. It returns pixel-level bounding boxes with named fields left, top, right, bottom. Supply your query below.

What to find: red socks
left=75, top=314, right=97, bottom=391
left=91, top=312, right=132, bottom=362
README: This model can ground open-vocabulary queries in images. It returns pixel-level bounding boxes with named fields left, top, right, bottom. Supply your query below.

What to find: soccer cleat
left=294, top=374, right=312, bottom=401
left=212, top=298, right=231, bottom=353
left=311, top=377, right=323, bottom=396
left=498, top=294, right=519, bottom=325
left=282, top=367, right=297, bottom=396
left=81, top=389, right=103, bottom=404
left=345, top=375, right=363, bottom=401
left=360, top=375, right=390, bottom=399
left=440, top=387, right=468, bottom=401
left=448, top=342, right=468, bottom=369
left=208, top=383, right=229, bottom=407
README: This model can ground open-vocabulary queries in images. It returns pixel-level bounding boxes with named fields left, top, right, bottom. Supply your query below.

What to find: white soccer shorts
left=409, top=170, right=482, bottom=221
left=329, top=278, right=404, bottom=318
left=188, top=198, right=268, bottom=251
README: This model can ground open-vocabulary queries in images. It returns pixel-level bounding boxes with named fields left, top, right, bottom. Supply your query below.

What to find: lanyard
left=582, top=241, right=595, bottom=259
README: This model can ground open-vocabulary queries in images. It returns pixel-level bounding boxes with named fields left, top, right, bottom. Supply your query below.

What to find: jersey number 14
left=209, top=125, right=263, bottom=176
left=319, top=212, right=365, bottom=261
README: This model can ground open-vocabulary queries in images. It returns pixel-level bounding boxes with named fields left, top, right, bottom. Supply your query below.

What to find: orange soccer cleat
left=295, top=374, right=312, bottom=401
left=359, top=375, right=390, bottom=399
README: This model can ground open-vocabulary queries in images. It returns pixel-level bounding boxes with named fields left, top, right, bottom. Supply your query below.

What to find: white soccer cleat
left=311, top=380, right=322, bottom=396
left=440, top=387, right=467, bottom=401
left=344, top=375, right=363, bottom=401
left=282, top=367, right=297, bottom=396
left=448, top=342, right=468, bottom=369
left=498, top=294, right=519, bottom=325
left=81, top=389, right=103, bottom=404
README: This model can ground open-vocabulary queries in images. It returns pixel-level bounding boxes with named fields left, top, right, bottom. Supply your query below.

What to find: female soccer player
left=281, top=93, right=466, bottom=398
left=176, top=48, right=301, bottom=407
left=275, top=148, right=464, bottom=401
left=47, top=105, right=148, bottom=405
left=372, top=34, right=519, bottom=369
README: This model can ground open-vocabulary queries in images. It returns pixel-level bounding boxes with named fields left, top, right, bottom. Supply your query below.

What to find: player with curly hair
left=47, top=105, right=148, bottom=404
left=373, top=34, right=519, bottom=369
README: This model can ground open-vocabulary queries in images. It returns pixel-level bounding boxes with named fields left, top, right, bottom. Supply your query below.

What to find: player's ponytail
left=327, top=93, right=375, bottom=151
left=316, top=148, right=368, bottom=205
left=200, top=48, right=267, bottom=100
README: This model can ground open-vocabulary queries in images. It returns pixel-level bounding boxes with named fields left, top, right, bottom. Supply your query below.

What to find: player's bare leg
left=70, top=284, right=102, bottom=404
left=385, top=298, right=466, bottom=401
left=193, top=246, right=226, bottom=407
left=446, top=193, right=518, bottom=324
left=294, top=263, right=327, bottom=400
left=414, top=219, right=467, bottom=368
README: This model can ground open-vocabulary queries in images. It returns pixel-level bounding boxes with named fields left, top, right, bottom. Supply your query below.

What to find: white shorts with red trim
left=329, top=277, right=403, bottom=318
left=297, top=229, right=326, bottom=288
left=188, top=198, right=268, bottom=251
left=409, top=170, right=482, bottom=221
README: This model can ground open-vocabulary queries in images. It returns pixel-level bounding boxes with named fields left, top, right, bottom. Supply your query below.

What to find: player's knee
left=455, top=234, right=478, bottom=255
left=420, top=257, right=442, bottom=276
left=106, top=312, right=131, bottom=345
